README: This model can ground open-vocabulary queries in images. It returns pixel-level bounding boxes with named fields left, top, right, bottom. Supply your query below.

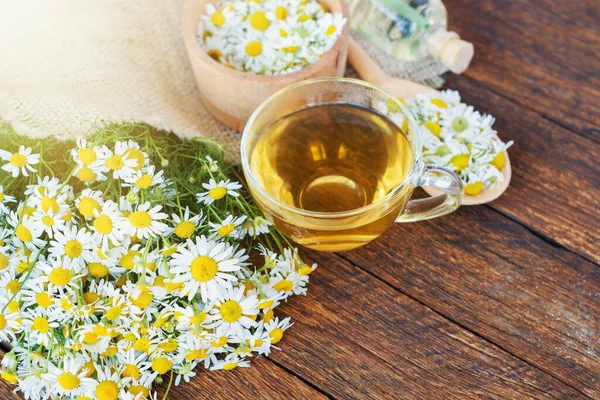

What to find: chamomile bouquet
left=0, top=123, right=315, bottom=400
left=407, top=90, right=513, bottom=196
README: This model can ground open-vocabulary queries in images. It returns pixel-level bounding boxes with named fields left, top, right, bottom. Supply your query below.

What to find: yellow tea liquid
left=249, top=103, right=414, bottom=250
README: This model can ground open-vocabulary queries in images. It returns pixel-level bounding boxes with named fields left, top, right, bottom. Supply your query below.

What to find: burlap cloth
left=0, top=0, right=447, bottom=158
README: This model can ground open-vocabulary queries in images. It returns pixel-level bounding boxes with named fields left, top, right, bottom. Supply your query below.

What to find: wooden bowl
left=182, top=0, right=350, bottom=132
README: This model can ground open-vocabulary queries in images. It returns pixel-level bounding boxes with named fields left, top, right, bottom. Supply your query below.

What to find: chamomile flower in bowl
left=182, top=0, right=350, bottom=131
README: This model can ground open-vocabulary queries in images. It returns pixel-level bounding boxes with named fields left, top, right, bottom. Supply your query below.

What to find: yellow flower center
left=83, top=292, right=100, bottom=304
left=131, top=291, right=154, bottom=309
left=64, top=240, right=82, bottom=258
left=119, top=250, right=140, bottom=270
left=50, top=267, right=72, bottom=286
left=0, top=254, right=8, bottom=270
left=81, top=360, right=96, bottom=377
left=77, top=166, right=97, bottom=182
left=175, top=221, right=195, bottom=239
left=212, top=336, right=228, bottom=347
left=9, top=153, right=26, bottom=167
left=122, top=364, right=141, bottom=380
left=263, top=308, right=274, bottom=323
left=106, top=306, right=122, bottom=321
left=151, top=357, right=172, bottom=375
left=250, top=11, right=270, bottom=31
left=78, top=148, right=97, bottom=165
left=211, top=11, right=225, bottom=26
left=89, top=262, right=109, bottom=279
left=223, top=362, right=238, bottom=370
left=78, top=197, right=100, bottom=218
left=273, top=279, right=293, bottom=292
left=450, top=154, right=470, bottom=172
left=299, top=266, right=313, bottom=276
left=129, top=211, right=152, bottom=229
left=279, top=28, right=288, bottom=37
left=298, top=14, right=310, bottom=22
left=6, top=280, right=19, bottom=294
left=190, top=311, right=207, bottom=325
left=464, top=181, right=484, bottom=196
left=424, top=121, right=442, bottom=138
left=245, top=41, right=262, bottom=57
left=94, top=215, right=113, bottom=235
left=42, top=215, right=55, bottom=227
left=257, top=299, right=273, bottom=309
left=133, top=337, right=151, bottom=352
left=326, top=24, right=336, bottom=36
left=186, top=349, right=209, bottom=361
left=190, top=256, right=218, bottom=282
left=96, top=380, right=119, bottom=400
left=1, top=370, right=17, bottom=384
left=282, top=46, right=298, bottom=53
left=430, top=98, right=447, bottom=108
left=207, top=49, right=222, bottom=61
left=83, top=331, right=99, bottom=344
left=41, top=196, right=59, bottom=213
left=106, top=155, right=124, bottom=171
left=160, top=338, right=179, bottom=353
left=36, top=292, right=54, bottom=308
left=61, top=298, right=74, bottom=310
left=217, top=223, right=235, bottom=237
left=32, top=316, right=50, bottom=333
left=220, top=300, right=242, bottom=323
left=135, top=174, right=153, bottom=189
left=275, top=6, right=288, bottom=19
left=0, top=192, right=3, bottom=202
left=126, top=148, right=145, bottom=171
left=129, top=385, right=149, bottom=398
left=0, top=314, right=6, bottom=330
left=270, top=327, right=284, bottom=344
left=58, top=372, right=80, bottom=390
left=490, top=151, right=505, bottom=170
left=16, top=225, right=32, bottom=243
left=7, top=300, right=19, bottom=313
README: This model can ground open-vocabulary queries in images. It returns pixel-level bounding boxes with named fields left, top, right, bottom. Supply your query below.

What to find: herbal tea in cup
left=241, top=78, right=463, bottom=251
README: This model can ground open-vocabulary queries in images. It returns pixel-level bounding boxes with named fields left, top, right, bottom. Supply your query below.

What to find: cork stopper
left=426, top=29, right=474, bottom=74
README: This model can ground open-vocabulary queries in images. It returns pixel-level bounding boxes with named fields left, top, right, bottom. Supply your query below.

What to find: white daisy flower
left=265, top=316, right=292, bottom=345
left=243, top=215, right=271, bottom=237
left=209, top=214, right=247, bottom=239
left=21, top=308, right=60, bottom=347
left=49, top=225, right=95, bottom=269
left=210, top=353, right=251, bottom=371
left=6, top=212, right=45, bottom=250
left=171, top=207, right=203, bottom=240
left=0, top=186, right=16, bottom=214
left=91, top=200, right=125, bottom=248
left=24, top=176, right=61, bottom=197
left=117, top=349, right=151, bottom=382
left=170, top=235, right=242, bottom=301
left=206, top=286, right=259, bottom=336
left=205, top=155, right=219, bottom=172
left=118, top=202, right=168, bottom=239
left=0, top=145, right=40, bottom=177
left=95, top=141, right=139, bottom=180
left=197, top=179, right=242, bottom=205
left=94, top=364, right=126, bottom=400
left=440, top=103, right=482, bottom=141
left=123, top=165, right=165, bottom=192
left=41, top=356, right=97, bottom=398
left=31, top=259, right=82, bottom=294
left=76, top=188, right=104, bottom=220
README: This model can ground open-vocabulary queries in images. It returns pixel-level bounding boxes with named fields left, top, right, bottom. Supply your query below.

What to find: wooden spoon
left=347, top=38, right=511, bottom=205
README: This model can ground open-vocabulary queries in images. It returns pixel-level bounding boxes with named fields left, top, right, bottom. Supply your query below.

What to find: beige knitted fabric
left=0, top=0, right=445, bottom=158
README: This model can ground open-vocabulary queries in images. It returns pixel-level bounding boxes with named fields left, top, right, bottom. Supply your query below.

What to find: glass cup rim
left=240, top=77, right=423, bottom=218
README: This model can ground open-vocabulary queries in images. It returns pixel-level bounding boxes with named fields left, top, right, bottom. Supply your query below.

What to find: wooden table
left=1, top=0, right=598, bottom=399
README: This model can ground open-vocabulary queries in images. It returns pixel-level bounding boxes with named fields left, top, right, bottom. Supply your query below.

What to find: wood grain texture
left=440, top=75, right=600, bottom=264
left=155, top=356, right=328, bottom=400
left=341, top=205, right=600, bottom=397
left=444, top=0, right=600, bottom=142
left=268, top=252, right=586, bottom=399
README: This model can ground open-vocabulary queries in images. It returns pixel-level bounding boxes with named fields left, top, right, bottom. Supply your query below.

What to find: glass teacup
left=241, top=78, right=463, bottom=251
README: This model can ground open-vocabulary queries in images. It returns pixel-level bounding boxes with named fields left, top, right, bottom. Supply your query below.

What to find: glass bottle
left=349, top=0, right=474, bottom=73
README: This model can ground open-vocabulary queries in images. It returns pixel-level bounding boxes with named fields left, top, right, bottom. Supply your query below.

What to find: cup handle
left=396, top=164, right=464, bottom=223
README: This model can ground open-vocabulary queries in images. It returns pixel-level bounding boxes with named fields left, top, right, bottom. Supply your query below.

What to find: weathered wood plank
left=268, top=252, right=586, bottom=399
left=0, top=381, right=19, bottom=400
left=155, top=356, right=328, bottom=399
left=440, top=75, right=600, bottom=264
left=444, top=0, right=600, bottom=141
left=342, top=205, right=600, bottom=398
